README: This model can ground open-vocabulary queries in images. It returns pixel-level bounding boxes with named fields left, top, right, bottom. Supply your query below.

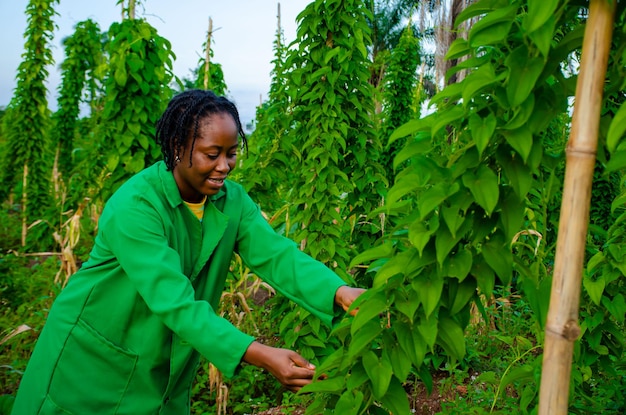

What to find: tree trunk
left=538, top=1, right=616, bottom=414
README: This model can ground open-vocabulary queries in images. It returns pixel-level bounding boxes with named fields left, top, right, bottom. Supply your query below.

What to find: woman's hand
left=242, top=341, right=315, bottom=392
left=335, top=286, right=367, bottom=316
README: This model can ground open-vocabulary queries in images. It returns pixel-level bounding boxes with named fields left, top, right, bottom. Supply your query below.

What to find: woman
left=11, top=89, right=364, bottom=414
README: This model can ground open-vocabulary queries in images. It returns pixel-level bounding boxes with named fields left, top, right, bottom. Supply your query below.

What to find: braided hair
left=156, top=89, right=248, bottom=170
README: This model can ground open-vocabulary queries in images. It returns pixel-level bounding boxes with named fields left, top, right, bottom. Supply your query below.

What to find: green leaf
left=107, top=153, right=120, bottom=172
left=455, top=0, right=510, bottom=27
left=462, top=165, right=500, bottom=216
left=468, top=6, right=517, bottom=47
left=586, top=251, right=605, bottom=273
left=430, top=82, right=464, bottom=107
left=521, top=384, right=538, bottom=412
left=437, top=317, right=466, bottom=361
left=500, top=191, right=525, bottom=243
left=137, top=132, right=149, bottom=150
left=409, top=215, right=439, bottom=256
left=324, top=47, right=341, bottom=64
left=524, top=0, right=559, bottom=33
left=583, top=273, right=605, bottom=306
left=607, top=101, right=626, bottom=153
left=505, top=45, right=546, bottom=107
left=445, top=38, right=470, bottom=60
left=503, top=93, right=535, bottom=130
left=432, top=106, right=465, bottom=137
left=521, top=275, right=552, bottom=329
left=395, top=286, right=421, bottom=322
left=500, top=365, right=534, bottom=394
left=602, top=294, right=626, bottom=324
left=349, top=241, right=394, bottom=269
left=449, top=278, right=477, bottom=314
left=351, top=295, right=387, bottom=334
left=503, top=126, right=534, bottom=162
left=498, top=149, right=533, bottom=198
left=300, top=376, right=345, bottom=394
left=387, top=173, right=421, bottom=206
left=443, top=249, right=473, bottom=282
left=362, top=351, right=393, bottom=399
left=384, top=337, right=412, bottom=382
left=417, top=315, right=438, bottom=350
left=389, top=116, right=432, bottom=145
left=442, top=204, right=466, bottom=239
left=334, top=390, right=363, bottom=415
left=461, top=63, right=499, bottom=105
left=380, top=377, right=412, bottom=415
left=482, top=236, right=513, bottom=285
left=393, top=133, right=432, bottom=169
left=469, top=112, right=497, bottom=156
left=396, top=321, right=426, bottom=367
left=314, top=348, right=344, bottom=376
left=528, top=15, right=556, bottom=57
left=373, top=250, right=410, bottom=289
left=127, top=150, right=146, bottom=173
left=412, top=273, right=444, bottom=318
left=551, top=23, right=585, bottom=62
left=418, top=182, right=460, bottom=219
left=435, top=227, right=459, bottom=266
left=114, top=65, right=128, bottom=86
left=346, top=361, right=369, bottom=390
left=606, top=149, right=626, bottom=173
left=348, top=319, right=383, bottom=359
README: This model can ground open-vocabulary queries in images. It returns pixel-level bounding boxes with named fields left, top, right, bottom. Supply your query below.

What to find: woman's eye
left=207, top=154, right=218, bottom=159
left=228, top=153, right=237, bottom=158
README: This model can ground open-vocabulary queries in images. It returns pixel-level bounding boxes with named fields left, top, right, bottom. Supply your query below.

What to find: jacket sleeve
left=100, top=197, right=254, bottom=378
left=234, top=191, right=347, bottom=327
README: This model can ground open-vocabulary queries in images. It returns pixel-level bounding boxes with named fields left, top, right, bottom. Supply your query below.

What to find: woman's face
left=173, top=113, right=239, bottom=202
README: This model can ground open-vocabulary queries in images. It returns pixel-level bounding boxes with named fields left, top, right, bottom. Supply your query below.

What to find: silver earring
left=175, top=155, right=181, bottom=163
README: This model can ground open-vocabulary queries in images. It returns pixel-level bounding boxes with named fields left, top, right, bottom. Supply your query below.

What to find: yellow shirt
left=184, top=196, right=208, bottom=221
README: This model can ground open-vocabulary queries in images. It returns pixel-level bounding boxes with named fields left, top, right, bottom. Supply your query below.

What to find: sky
left=0, top=0, right=313, bottom=128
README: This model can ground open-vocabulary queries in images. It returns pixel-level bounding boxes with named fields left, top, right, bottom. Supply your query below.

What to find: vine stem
left=490, top=345, right=540, bottom=413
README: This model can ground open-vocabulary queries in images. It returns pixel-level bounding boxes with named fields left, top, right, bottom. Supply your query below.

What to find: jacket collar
left=156, top=161, right=227, bottom=208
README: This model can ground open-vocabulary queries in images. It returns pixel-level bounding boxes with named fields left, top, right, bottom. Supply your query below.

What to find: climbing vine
left=51, top=19, right=104, bottom=178
left=96, top=17, right=176, bottom=198
left=303, top=1, right=626, bottom=413
left=236, top=11, right=293, bottom=215
left=0, top=0, right=58, bottom=248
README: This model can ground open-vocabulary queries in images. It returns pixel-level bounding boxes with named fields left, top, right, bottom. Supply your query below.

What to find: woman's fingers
left=335, top=286, right=367, bottom=315
left=282, top=364, right=316, bottom=392
left=290, top=351, right=315, bottom=370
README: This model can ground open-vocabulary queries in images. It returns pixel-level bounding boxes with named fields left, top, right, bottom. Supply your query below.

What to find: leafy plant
left=51, top=19, right=104, bottom=178
left=0, top=0, right=58, bottom=248
left=96, top=16, right=175, bottom=198
left=301, top=0, right=621, bottom=413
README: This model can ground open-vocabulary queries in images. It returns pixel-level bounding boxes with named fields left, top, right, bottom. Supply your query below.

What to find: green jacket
left=12, top=161, right=346, bottom=415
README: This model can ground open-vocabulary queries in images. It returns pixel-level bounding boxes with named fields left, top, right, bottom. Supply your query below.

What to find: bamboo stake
left=277, top=2, right=282, bottom=44
left=538, top=1, right=615, bottom=414
left=129, top=0, right=136, bottom=20
left=204, top=17, right=213, bottom=90
left=21, top=163, right=28, bottom=247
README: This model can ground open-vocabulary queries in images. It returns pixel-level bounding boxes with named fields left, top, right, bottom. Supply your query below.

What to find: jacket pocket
left=39, top=395, right=74, bottom=414
left=47, top=318, right=138, bottom=413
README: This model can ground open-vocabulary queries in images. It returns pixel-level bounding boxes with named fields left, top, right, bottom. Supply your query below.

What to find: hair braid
left=156, top=89, right=248, bottom=170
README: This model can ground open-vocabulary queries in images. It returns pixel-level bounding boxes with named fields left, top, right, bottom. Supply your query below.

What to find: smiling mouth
left=208, top=178, right=225, bottom=184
